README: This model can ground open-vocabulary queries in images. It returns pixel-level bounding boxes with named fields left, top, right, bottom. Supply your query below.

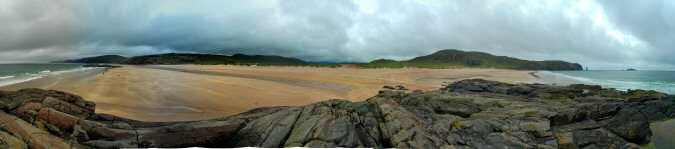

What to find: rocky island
left=1, top=79, right=672, bottom=148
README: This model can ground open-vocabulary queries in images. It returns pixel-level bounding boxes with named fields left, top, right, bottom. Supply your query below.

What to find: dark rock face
left=1, top=79, right=673, bottom=148
left=382, top=85, right=395, bottom=90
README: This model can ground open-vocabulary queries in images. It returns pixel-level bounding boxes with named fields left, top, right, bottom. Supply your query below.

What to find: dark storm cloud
left=0, top=0, right=673, bottom=70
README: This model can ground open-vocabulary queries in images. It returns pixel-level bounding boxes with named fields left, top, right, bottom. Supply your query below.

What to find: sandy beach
left=0, top=65, right=536, bottom=121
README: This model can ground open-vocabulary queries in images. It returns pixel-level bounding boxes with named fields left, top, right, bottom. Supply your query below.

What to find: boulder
left=395, top=85, right=409, bottom=90
left=382, top=86, right=395, bottom=90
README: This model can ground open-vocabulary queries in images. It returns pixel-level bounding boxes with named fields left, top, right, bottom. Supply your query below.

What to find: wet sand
left=0, top=65, right=536, bottom=122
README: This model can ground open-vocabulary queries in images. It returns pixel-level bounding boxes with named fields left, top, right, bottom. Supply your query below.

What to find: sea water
left=536, top=70, right=675, bottom=94
left=0, top=63, right=93, bottom=87
left=537, top=70, right=675, bottom=148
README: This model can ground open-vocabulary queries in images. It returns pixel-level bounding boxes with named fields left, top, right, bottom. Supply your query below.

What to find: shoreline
left=1, top=65, right=537, bottom=122
left=535, top=71, right=675, bottom=95
left=0, top=68, right=106, bottom=91
left=1, top=79, right=672, bottom=148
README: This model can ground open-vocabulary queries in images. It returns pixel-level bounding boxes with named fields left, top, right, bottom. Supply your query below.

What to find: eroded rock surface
left=1, top=79, right=674, bottom=148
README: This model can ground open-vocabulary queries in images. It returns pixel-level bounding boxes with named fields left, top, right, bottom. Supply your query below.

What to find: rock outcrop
left=1, top=79, right=674, bottom=148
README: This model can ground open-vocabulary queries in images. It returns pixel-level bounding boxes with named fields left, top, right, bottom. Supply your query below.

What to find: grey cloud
left=597, top=1, right=675, bottom=67
left=0, top=0, right=673, bottom=70
left=0, top=0, right=78, bottom=51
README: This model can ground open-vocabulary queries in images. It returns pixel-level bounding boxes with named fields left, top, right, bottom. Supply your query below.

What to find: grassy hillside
left=358, top=49, right=582, bottom=70
left=231, top=54, right=310, bottom=65
left=120, top=53, right=309, bottom=66
left=53, top=55, right=127, bottom=63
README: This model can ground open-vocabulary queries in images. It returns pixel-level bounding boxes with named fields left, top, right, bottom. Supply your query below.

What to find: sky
left=0, top=0, right=673, bottom=70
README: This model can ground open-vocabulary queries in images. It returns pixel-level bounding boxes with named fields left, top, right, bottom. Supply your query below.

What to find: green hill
left=120, top=53, right=310, bottom=65
left=359, top=49, right=582, bottom=70
left=53, top=55, right=128, bottom=63
left=231, top=54, right=310, bottom=65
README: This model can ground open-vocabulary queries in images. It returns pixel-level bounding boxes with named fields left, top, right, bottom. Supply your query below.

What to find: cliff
left=1, top=79, right=672, bottom=148
left=360, top=49, right=583, bottom=70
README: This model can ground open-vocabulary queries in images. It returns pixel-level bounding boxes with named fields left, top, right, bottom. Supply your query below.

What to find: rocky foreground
left=1, top=79, right=674, bottom=148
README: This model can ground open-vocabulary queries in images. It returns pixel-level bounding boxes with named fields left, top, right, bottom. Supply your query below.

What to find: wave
left=0, top=76, right=42, bottom=87
left=537, top=71, right=675, bottom=94
left=0, top=67, right=100, bottom=87
left=0, top=75, right=15, bottom=79
left=40, top=67, right=97, bottom=76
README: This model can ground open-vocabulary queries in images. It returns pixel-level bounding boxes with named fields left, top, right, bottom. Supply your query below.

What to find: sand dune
left=0, top=65, right=535, bottom=121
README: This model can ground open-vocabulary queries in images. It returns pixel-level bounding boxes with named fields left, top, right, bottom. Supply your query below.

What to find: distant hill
left=309, top=61, right=361, bottom=66
left=120, top=53, right=310, bottom=65
left=51, top=49, right=582, bottom=70
left=52, top=55, right=127, bottom=63
left=230, top=54, right=310, bottom=65
left=359, top=49, right=582, bottom=70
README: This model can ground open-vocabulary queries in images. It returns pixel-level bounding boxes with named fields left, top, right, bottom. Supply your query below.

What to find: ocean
left=0, top=63, right=95, bottom=87
left=537, top=70, right=675, bottom=148
left=536, top=70, right=675, bottom=94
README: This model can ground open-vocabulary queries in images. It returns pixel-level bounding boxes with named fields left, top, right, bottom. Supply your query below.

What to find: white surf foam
left=0, top=76, right=42, bottom=87
left=0, top=67, right=100, bottom=87
left=0, top=75, right=15, bottom=79
left=537, top=71, right=675, bottom=94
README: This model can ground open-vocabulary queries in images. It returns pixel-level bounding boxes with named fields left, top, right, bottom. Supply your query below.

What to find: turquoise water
left=0, top=63, right=90, bottom=87
left=537, top=70, right=675, bottom=94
